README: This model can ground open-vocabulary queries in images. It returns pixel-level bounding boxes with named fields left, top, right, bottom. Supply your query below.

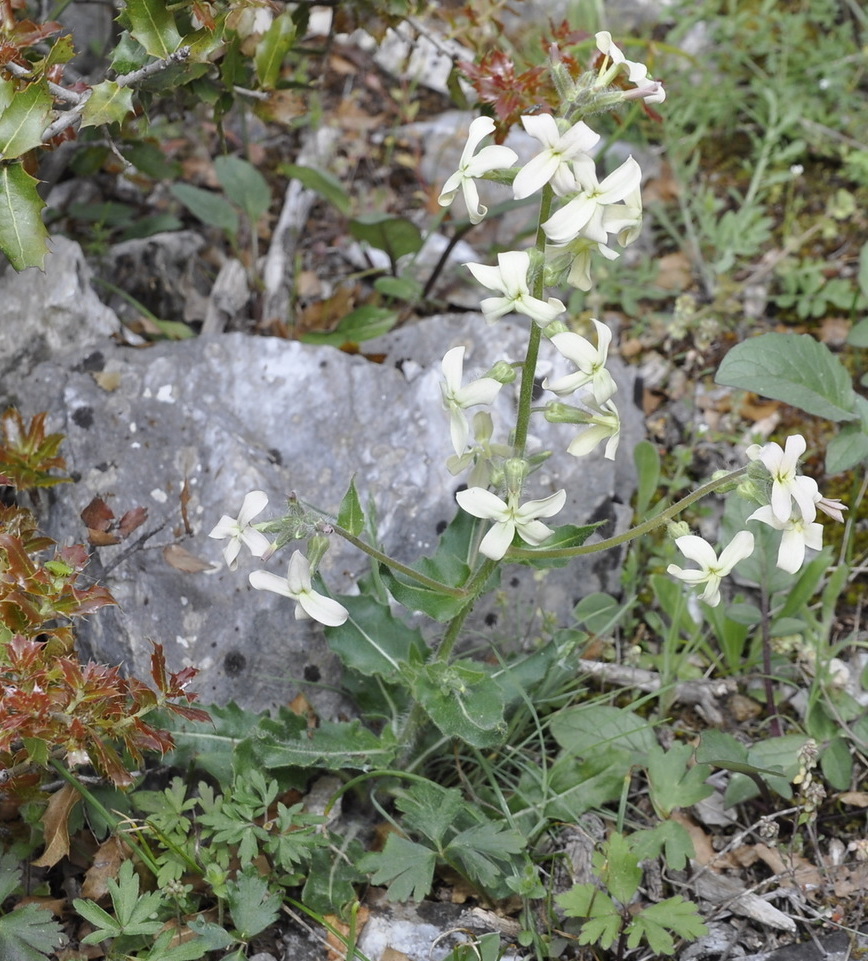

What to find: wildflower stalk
left=513, top=183, right=555, bottom=456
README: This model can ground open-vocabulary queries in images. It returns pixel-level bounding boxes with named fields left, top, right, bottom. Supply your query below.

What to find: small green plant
left=0, top=852, right=65, bottom=961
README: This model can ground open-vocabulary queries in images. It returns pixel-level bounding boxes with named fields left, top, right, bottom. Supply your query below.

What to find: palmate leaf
left=0, top=163, right=49, bottom=270
left=645, top=742, right=713, bottom=817
left=446, top=821, right=525, bottom=889
left=358, top=834, right=437, bottom=902
left=556, top=884, right=621, bottom=950
left=0, top=904, right=65, bottom=961
left=225, top=873, right=281, bottom=941
left=625, top=897, right=708, bottom=955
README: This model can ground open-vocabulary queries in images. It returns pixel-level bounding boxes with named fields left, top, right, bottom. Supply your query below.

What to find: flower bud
left=544, top=401, right=583, bottom=424
left=668, top=520, right=690, bottom=539
left=306, top=533, right=330, bottom=572
left=503, top=457, right=529, bottom=495
left=486, top=360, right=517, bottom=384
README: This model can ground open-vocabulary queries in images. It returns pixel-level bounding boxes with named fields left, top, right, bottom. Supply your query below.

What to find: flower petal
left=456, top=487, right=510, bottom=521
left=479, top=520, right=515, bottom=560
left=249, top=569, right=295, bottom=598
left=297, top=590, right=349, bottom=627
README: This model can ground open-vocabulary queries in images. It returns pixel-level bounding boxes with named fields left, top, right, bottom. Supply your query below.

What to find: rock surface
left=3, top=241, right=642, bottom=713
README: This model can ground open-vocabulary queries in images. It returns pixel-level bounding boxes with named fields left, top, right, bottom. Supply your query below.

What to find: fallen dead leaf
left=92, top=369, right=121, bottom=391
left=655, top=251, right=693, bottom=290
left=324, top=907, right=369, bottom=960
left=162, top=543, right=215, bottom=573
left=81, top=837, right=129, bottom=900
left=839, top=791, right=868, bottom=807
left=32, top=783, right=80, bottom=868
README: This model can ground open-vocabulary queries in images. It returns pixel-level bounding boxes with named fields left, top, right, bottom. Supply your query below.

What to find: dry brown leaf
left=324, top=908, right=369, bottom=960
left=162, top=544, right=215, bottom=573
left=32, top=784, right=80, bottom=868
left=670, top=810, right=716, bottom=865
left=382, top=949, right=412, bottom=961
left=81, top=496, right=114, bottom=532
left=839, top=791, right=868, bottom=807
left=81, top=837, right=128, bottom=900
left=818, top=316, right=850, bottom=346
left=753, top=842, right=822, bottom=888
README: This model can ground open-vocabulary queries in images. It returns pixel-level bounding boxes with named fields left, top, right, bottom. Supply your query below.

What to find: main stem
left=513, top=184, right=554, bottom=457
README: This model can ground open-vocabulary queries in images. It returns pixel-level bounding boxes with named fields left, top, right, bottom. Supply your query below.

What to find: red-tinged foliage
left=0, top=411, right=210, bottom=795
left=0, top=409, right=70, bottom=491
left=80, top=496, right=148, bottom=546
left=458, top=51, right=550, bottom=132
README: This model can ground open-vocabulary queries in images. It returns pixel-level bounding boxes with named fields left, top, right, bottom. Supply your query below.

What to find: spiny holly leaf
left=124, top=0, right=182, bottom=58
left=0, top=81, right=53, bottom=159
left=0, top=904, right=66, bottom=961
left=0, top=163, right=49, bottom=270
left=358, top=834, right=437, bottom=902
left=626, top=897, right=708, bottom=955
left=81, top=81, right=135, bottom=128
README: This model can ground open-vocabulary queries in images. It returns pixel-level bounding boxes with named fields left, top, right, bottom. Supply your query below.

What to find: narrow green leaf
left=374, top=275, right=423, bottom=301
left=715, top=332, right=856, bottom=421
left=820, top=736, right=852, bottom=791
left=280, top=163, right=351, bottom=215
left=633, top=440, right=661, bottom=517
left=254, top=12, right=296, bottom=89
left=80, top=81, right=135, bottom=128
left=0, top=163, right=48, bottom=270
left=214, top=155, right=271, bottom=224
left=124, top=0, right=182, bottom=58
left=337, top=477, right=365, bottom=536
left=170, top=182, right=239, bottom=238
left=0, top=81, right=53, bottom=158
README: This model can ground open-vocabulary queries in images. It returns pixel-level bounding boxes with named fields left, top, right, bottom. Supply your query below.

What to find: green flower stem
left=331, top=524, right=467, bottom=597
left=49, top=758, right=162, bottom=876
left=513, top=184, right=554, bottom=457
left=507, top=466, right=749, bottom=561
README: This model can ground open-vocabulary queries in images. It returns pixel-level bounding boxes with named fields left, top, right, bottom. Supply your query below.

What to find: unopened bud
left=544, top=401, right=583, bottom=424
left=306, top=534, right=330, bottom=572
left=503, top=457, right=529, bottom=494
left=668, top=520, right=690, bottom=539
left=486, top=361, right=517, bottom=384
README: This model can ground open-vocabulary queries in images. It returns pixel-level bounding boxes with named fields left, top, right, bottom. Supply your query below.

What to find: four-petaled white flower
left=544, top=321, right=618, bottom=405
left=209, top=490, right=271, bottom=570
left=595, top=31, right=666, bottom=103
left=456, top=487, right=566, bottom=560
left=543, top=155, right=642, bottom=246
left=438, top=117, right=519, bottom=224
left=249, top=550, right=348, bottom=626
left=547, top=237, right=620, bottom=292
left=667, top=530, right=755, bottom=608
left=512, top=114, right=600, bottom=199
left=440, top=346, right=504, bottom=455
left=466, top=250, right=566, bottom=326
left=566, top=397, right=621, bottom=461
left=747, top=435, right=816, bottom=524
left=748, top=505, right=823, bottom=575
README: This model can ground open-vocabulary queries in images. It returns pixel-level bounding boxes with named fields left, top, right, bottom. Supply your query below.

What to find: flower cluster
left=667, top=434, right=846, bottom=607
left=435, top=34, right=660, bottom=557
left=209, top=491, right=348, bottom=627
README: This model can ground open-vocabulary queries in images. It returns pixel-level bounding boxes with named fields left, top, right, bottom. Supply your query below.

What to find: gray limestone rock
left=4, top=292, right=642, bottom=712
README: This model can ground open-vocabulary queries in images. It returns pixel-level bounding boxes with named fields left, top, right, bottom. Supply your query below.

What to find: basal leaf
left=254, top=718, right=397, bottom=771
left=716, top=332, right=856, bottom=421
left=626, top=897, right=707, bottom=954
left=300, top=305, right=398, bottom=345
left=0, top=904, right=66, bottom=960
left=170, top=182, right=239, bottom=238
left=214, top=155, right=271, bottom=224
left=124, top=0, right=183, bottom=58
left=550, top=704, right=655, bottom=758
left=358, top=834, right=436, bottom=902
left=225, top=873, right=280, bottom=940
left=0, top=163, right=49, bottom=270
left=349, top=213, right=423, bottom=262
left=80, top=81, right=135, bottom=128
left=645, top=743, right=713, bottom=817
left=0, top=81, right=53, bottom=158
left=411, top=659, right=506, bottom=748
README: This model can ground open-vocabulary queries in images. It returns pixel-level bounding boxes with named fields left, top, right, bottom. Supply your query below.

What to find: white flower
left=456, top=487, right=566, bottom=560
left=543, top=321, right=618, bottom=405
left=595, top=31, right=666, bottom=103
left=466, top=250, right=566, bottom=326
left=566, top=397, right=621, bottom=460
left=543, top=155, right=642, bottom=246
left=209, top=490, right=271, bottom=570
left=667, top=530, right=755, bottom=608
left=603, top=184, right=643, bottom=246
left=440, top=346, right=504, bottom=455
left=249, top=551, right=348, bottom=626
left=748, top=505, right=823, bottom=574
left=438, top=117, right=518, bottom=224
left=512, top=114, right=600, bottom=199
left=747, top=435, right=817, bottom=524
